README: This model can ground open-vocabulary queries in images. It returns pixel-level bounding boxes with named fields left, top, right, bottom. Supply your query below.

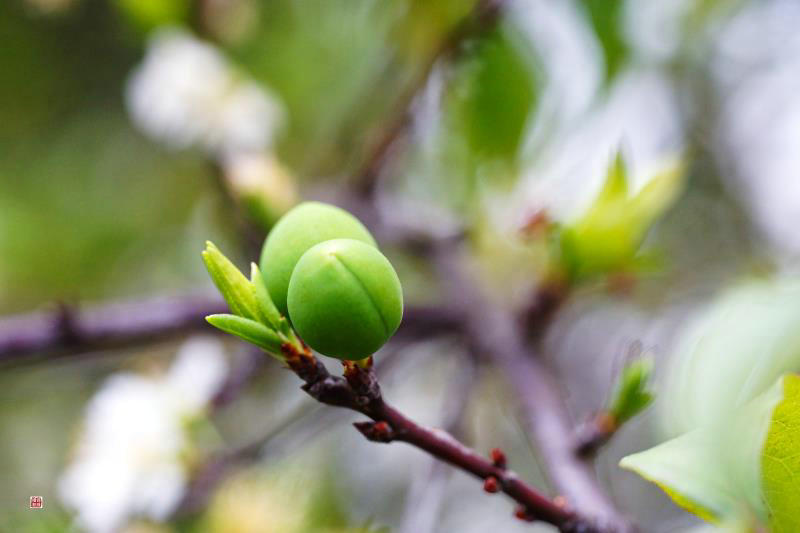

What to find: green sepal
left=609, top=357, right=654, bottom=424
left=202, top=241, right=260, bottom=321
left=250, top=262, right=287, bottom=333
left=206, top=314, right=285, bottom=360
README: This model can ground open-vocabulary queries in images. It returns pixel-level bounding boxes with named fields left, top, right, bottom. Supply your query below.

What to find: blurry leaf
left=597, top=151, right=629, bottom=203
left=581, top=0, right=629, bottom=81
left=202, top=241, right=260, bottom=321
left=622, top=374, right=789, bottom=525
left=114, top=0, right=190, bottom=33
left=629, top=158, right=686, bottom=228
left=762, top=374, right=800, bottom=532
left=206, top=314, right=284, bottom=357
left=661, top=280, right=800, bottom=436
left=621, top=428, right=735, bottom=521
left=450, top=25, right=539, bottom=162
left=558, top=152, right=686, bottom=280
left=608, top=357, right=654, bottom=424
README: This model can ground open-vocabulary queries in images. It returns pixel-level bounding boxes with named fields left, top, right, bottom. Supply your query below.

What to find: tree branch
left=0, top=294, right=228, bottom=366
left=0, top=295, right=460, bottom=366
left=276, top=342, right=592, bottom=532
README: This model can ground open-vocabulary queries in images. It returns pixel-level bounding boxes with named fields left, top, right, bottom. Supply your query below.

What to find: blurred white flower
left=624, top=0, right=694, bottom=63
left=514, top=68, right=684, bottom=225
left=712, top=0, right=800, bottom=258
left=59, top=337, right=228, bottom=533
left=126, top=28, right=283, bottom=157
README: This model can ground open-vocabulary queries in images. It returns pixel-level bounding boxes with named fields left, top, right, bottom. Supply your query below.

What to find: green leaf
left=609, top=357, right=654, bottom=424
left=621, top=374, right=788, bottom=524
left=451, top=24, right=538, bottom=162
left=206, top=314, right=284, bottom=358
left=557, top=152, right=685, bottom=281
left=202, top=241, right=260, bottom=321
left=762, top=374, right=800, bottom=532
left=250, top=262, right=285, bottom=331
left=596, top=150, right=629, bottom=205
left=629, top=157, right=686, bottom=229
left=620, top=428, right=737, bottom=522
left=581, top=0, right=629, bottom=82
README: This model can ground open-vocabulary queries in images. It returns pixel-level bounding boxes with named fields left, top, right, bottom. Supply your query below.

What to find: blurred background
left=2, top=0, right=799, bottom=531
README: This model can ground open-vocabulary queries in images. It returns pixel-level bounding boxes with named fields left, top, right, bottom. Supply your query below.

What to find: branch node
left=354, top=420, right=395, bottom=443
left=489, top=447, right=507, bottom=469
left=483, top=476, right=500, bottom=493
left=514, top=505, right=537, bottom=522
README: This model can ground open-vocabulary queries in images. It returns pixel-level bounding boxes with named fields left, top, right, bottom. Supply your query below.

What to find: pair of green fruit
left=259, top=202, right=403, bottom=361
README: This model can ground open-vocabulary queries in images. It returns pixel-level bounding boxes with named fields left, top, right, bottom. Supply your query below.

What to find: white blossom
left=711, top=0, right=800, bottom=258
left=59, top=337, right=228, bottom=533
left=126, top=28, right=283, bottom=157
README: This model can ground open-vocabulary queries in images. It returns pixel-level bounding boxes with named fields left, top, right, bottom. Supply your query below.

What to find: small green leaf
left=629, top=157, right=686, bottom=228
left=250, top=262, right=285, bottom=330
left=202, top=241, right=260, bottom=320
left=556, top=152, right=685, bottom=281
left=762, top=374, right=800, bottom=532
left=609, top=357, right=654, bottom=424
left=597, top=150, right=629, bottom=205
left=206, top=314, right=284, bottom=358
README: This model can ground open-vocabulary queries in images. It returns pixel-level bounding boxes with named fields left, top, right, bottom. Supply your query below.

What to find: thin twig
left=573, top=413, right=619, bottom=459
left=277, top=343, right=589, bottom=532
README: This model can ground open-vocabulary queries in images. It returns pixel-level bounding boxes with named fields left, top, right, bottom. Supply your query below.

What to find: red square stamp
left=29, top=496, right=43, bottom=509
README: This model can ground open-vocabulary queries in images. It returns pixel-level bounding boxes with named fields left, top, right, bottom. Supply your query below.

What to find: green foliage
left=203, top=242, right=262, bottom=321
left=608, top=357, right=654, bottom=424
left=450, top=25, right=539, bottom=162
left=762, top=375, right=800, bottom=532
left=558, top=151, right=685, bottom=281
left=114, top=0, right=190, bottom=33
left=287, top=238, right=403, bottom=360
left=621, top=375, right=788, bottom=524
left=202, top=242, right=297, bottom=361
left=260, top=202, right=377, bottom=316
left=206, top=314, right=283, bottom=355
left=581, top=0, right=629, bottom=81
left=622, top=280, right=800, bottom=528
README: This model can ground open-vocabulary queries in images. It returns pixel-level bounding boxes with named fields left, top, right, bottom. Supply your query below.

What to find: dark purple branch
left=278, top=347, right=587, bottom=532
left=0, top=294, right=228, bottom=366
left=0, top=295, right=459, bottom=367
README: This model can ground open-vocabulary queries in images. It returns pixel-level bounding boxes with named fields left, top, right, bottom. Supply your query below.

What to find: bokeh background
left=2, top=0, right=799, bottom=532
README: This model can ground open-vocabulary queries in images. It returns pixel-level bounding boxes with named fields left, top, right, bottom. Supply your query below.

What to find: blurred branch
left=0, top=293, right=228, bottom=366
left=430, top=242, right=635, bottom=533
left=354, top=0, right=508, bottom=198
left=0, top=295, right=459, bottom=367
left=573, top=413, right=619, bottom=459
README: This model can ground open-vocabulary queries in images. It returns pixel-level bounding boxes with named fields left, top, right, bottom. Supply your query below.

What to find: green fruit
left=287, top=239, right=403, bottom=360
left=260, top=202, right=377, bottom=316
